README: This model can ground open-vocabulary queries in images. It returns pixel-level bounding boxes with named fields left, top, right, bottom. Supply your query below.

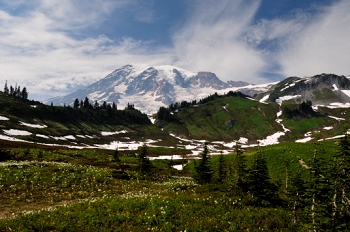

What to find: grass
left=162, top=96, right=281, bottom=142
left=0, top=138, right=343, bottom=231
left=0, top=178, right=294, bottom=231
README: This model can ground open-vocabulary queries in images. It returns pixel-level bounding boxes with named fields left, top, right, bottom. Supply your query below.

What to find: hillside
left=0, top=92, right=179, bottom=148
left=156, top=91, right=350, bottom=144
left=257, top=73, right=350, bottom=105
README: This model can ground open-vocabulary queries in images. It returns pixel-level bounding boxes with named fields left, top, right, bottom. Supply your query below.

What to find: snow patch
left=36, top=134, right=50, bottom=139
left=4, top=129, right=32, bottom=136
left=0, top=116, right=9, bottom=121
left=259, top=95, right=269, bottom=103
left=296, top=137, right=313, bottom=143
left=333, top=84, right=339, bottom=91
left=19, top=121, right=47, bottom=128
left=341, top=90, right=350, bottom=98
left=101, top=130, right=127, bottom=136
left=275, top=95, right=301, bottom=103
left=328, top=115, right=345, bottom=121
left=258, top=132, right=285, bottom=146
left=327, top=103, right=350, bottom=108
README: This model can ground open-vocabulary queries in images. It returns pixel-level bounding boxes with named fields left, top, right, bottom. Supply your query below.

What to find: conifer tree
left=83, top=97, right=90, bottom=109
left=330, top=131, right=350, bottom=230
left=113, top=148, right=120, bottom=162
left=194, top=142, right=213, bottom=184
left=21, top=87, right=28, bottom=99
left=4, top=81, right=9, bottom=94
left=73, top=98, right=80, bottom=108
left=235, top=143, right=249, bottom=192
left=247, top=148, right=278, bottom=206
left=217, top=151, right=227, bottom=183
left=288, top=167, right=307, bottom=225
left=306, top=147, right=332, bottom=231
left=137, top=143, right=152, bottom=175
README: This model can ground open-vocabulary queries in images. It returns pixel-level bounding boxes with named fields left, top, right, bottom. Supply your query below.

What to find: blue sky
left=0, top=0, right=348, bottom=100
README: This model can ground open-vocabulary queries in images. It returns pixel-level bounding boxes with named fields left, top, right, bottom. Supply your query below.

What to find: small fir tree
left=305, top=147, right=332, bottom=231
left=194, top=142, right=213, bottom=184
left=217, top=151, right=227, bottom=183
left=235, top=143, right=249, bottom=192
left=73, top=98, right=80, bottom=108
left=113, top=148, right=120, bottom=162
left=247, top=148, right=278, bottom=206
left=137, top=144, right=152, bottom=175
left=287, top=167, right=307, bottom=225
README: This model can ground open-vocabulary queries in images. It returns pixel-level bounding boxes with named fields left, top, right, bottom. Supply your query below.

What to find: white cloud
left=273, top=0, right=350, bottom=77
left=0, top=1, right=173, bottom=100
left=172, top=0, right=268, bottom=84
left=0, top=0, right=349, bottom=101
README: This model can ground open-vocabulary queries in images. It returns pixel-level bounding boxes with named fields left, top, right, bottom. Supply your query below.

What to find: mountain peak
left=45, top=64, right=255, bottom=114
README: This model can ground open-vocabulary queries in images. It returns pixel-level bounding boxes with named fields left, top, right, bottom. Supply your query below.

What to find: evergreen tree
left=83, top=97, right=90, bottom=109
left=330, top=131, right=350, bottom=230
left=113, top=148, right=120, bottom=162
left=137, top=144, right=152, bottom=175
left=194, top=142, right=213, bottom=184
left=102, top=101, right=107, bottom=110
left=21, top=87, right=28, bottom=99
left=80, top=100, right=84, bottom=108
left=235, top=143, right=249, bottom=192
left=73, top=98, right=80, bottom=108
left=305, top=147, right=332, bottom=231
left=16, top=85, right=21, bottom=98
left=287, top=168, right=307, bottom=225
left=217, top=151, right=227, bottom=183
left=9, top=85, right=14, bottom=95
left=247, top=148, right=278, bottom=206
left=4, top=81, right=9, bottom=94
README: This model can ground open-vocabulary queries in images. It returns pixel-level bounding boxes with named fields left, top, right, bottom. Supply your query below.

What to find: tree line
left=3, top=81, right=28, bottom=100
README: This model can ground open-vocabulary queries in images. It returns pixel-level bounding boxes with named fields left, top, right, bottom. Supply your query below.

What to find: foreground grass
left=0, top=179, right=295, bottom=231
left=0, top=140, right=340, bottom=231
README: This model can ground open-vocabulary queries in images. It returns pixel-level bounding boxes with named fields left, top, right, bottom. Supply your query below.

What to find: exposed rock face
left=264, top=74, right=350, bottom=104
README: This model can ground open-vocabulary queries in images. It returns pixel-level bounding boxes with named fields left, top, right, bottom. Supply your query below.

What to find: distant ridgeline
left=3, top=81, right=29, bottom=100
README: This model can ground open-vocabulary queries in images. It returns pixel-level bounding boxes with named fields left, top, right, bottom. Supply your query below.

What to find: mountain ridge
left=45, top=64, right=253, bottom=114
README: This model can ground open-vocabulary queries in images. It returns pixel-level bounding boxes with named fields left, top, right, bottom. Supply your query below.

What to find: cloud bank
left=0, top=0, right=349, bottom=100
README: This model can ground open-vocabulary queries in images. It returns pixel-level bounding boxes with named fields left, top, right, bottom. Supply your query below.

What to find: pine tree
left=247, top=148, right=278, bottom=206
left=83, top=97, right=90, bottom=109
left=330, top=130, right=350, bottom=230
left=4, top=81, right=9, bottom=94
left=217, top=151, right=227, bottom=183
left=21, top=87, right=28, bottom=99
left=113, top=148, right=120, bottom=162
left=235, top=143, right=249, bottom=192
left=287, top=167, right=307, bottom=225
left=73, top=98, right=80, bottom=108
left=137, top=144, right=152, bottom=175
left=194, top=142, right=213, bottom=184
left=305, top=147, right=332, bottom=231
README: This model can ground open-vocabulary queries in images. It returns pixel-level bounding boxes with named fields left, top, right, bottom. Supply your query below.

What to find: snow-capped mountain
left=46, top=64, right=257, bottom=114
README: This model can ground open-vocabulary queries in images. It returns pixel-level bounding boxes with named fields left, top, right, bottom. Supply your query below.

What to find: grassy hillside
left=0, top=92, right=178, bottom=147
left=157, top=94, right=281, bottom=142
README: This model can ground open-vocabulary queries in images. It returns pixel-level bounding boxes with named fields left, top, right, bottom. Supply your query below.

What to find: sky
left=0, top=0, right=349, bottom=101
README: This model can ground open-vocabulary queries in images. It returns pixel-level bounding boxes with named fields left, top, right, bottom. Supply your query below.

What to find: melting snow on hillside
left=19, top=121, right=47, bottom=128
left=4, top=129, right=32, bottom=136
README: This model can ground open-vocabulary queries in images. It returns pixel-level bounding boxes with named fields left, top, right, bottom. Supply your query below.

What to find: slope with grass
left=157, top=94, right=281, bottom=142
left=0, top=92, right=179, bottom=148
